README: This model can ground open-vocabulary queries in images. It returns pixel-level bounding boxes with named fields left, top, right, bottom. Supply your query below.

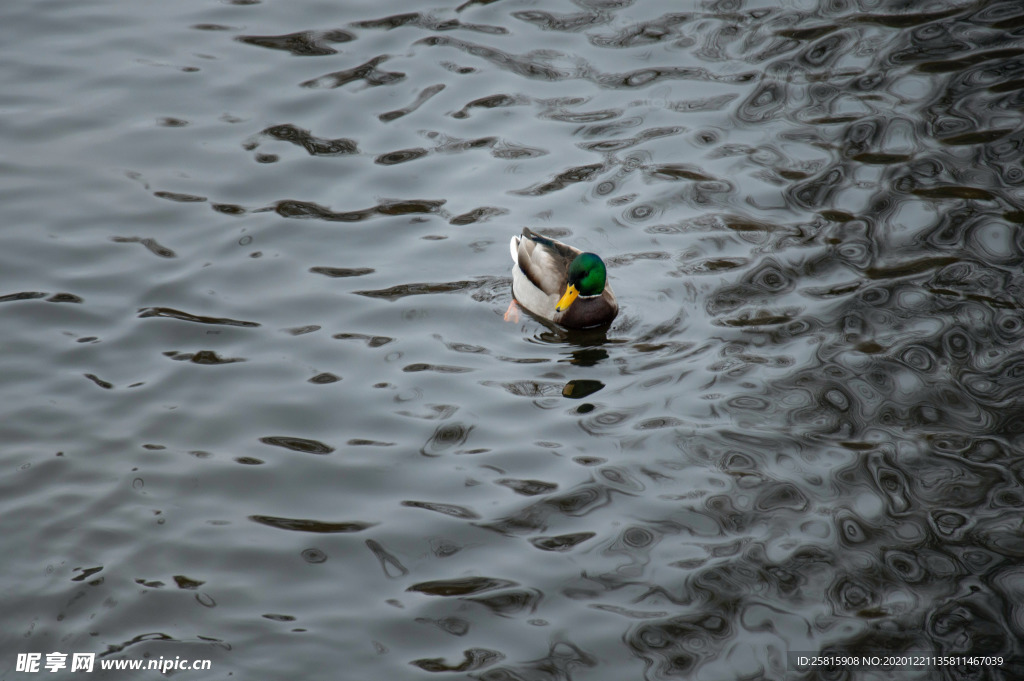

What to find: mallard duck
left=505, top=227, right=618, bottom=328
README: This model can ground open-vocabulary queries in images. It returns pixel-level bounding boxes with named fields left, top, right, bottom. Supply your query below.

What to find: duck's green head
left=555, top=252, right=607, bottom=312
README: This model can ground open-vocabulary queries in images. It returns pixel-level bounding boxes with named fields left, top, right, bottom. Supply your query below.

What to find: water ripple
left=249, top=516, right=374, bottom=533
left=137, top=307, right=260, bottom=328
left=235, top=30, right=355, bottom=56
left=301, top=55, right=405, bottom=88
left=258, top=436, right=335, bottom=454
left=10, top=0, right=1024, bottom=678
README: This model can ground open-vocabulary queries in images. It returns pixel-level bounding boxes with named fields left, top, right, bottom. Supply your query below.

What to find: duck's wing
left=515, top=228, right=580, bottom=296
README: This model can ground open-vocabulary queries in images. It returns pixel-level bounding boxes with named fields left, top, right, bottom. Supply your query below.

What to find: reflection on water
left=3, top=0, right=1024, bottom=678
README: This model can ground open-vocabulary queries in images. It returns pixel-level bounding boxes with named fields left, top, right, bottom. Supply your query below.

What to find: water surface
left=3, top=0, right=1024, bottom=678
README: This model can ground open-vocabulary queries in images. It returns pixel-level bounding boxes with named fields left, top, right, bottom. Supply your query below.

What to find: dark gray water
left=4, top=0, right=1024, bottom=679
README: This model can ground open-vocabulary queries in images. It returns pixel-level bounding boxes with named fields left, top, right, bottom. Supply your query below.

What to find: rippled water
left=4, top=0, right=1024, bottom=678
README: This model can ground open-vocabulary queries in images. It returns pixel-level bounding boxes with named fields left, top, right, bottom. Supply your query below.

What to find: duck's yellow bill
left=555, top=284, right=579, bottom=312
